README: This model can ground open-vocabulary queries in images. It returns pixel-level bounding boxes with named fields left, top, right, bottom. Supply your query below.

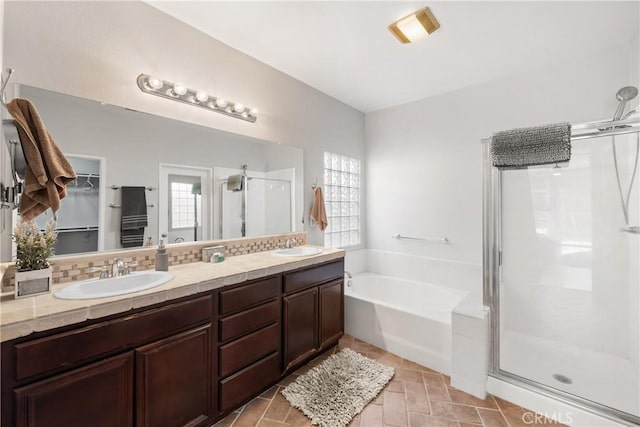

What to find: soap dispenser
left=155, top=240, right=169, bottom=271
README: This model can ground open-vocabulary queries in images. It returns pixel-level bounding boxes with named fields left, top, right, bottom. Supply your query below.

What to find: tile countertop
left=0, top=246, right=345, bottom=342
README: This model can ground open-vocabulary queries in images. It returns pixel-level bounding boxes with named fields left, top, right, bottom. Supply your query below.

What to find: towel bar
left=110, top=203, right=154, bottom=208
left=392, top=233, right=449, bottom=244
left=110, top=185, right=155, bottom=191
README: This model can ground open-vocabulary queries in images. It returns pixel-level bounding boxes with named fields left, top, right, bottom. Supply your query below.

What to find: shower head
left=613, top=86, right=638, bottom=120
left=617, top=86, right=638, bottom=101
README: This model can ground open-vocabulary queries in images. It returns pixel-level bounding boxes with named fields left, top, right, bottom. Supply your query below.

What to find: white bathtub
left=345, top=271, right=469, bottom=375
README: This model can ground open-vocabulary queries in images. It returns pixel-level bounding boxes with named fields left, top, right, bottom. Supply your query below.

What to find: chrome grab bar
left=392, top=233, right=449, bottom=245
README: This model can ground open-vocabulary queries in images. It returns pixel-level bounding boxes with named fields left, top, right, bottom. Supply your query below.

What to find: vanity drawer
left=218, top=277, right=279, bottom=315
left=219, top=299, right=280, bottom=342
left=283, top=260, right=344, bottom=294
left=14, top=296, right=212, bottom=381
left=219, top=322, right=280, bottom=378
left=219, top=352, right=280, bottom=413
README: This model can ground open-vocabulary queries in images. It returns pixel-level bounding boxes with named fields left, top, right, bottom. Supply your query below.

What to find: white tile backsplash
left=344, top=249, right=367, bottom=274
left=347, top=249, right=481, bottom=294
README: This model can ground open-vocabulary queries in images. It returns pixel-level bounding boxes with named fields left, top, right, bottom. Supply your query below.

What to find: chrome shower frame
left=482, top=117, right=640, bottom=427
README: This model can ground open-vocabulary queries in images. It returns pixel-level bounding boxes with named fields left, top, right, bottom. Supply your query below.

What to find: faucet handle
left=123, top=261, right=138, bottom=275
left=89, top=266, right=109, bottom=279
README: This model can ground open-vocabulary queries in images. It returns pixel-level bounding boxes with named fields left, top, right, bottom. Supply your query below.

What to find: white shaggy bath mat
left=281, top=348, right=395, bottom=427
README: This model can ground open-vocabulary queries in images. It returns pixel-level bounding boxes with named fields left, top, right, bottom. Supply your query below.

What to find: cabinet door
left=283, top=287, right=318, bottom=371
left=15, top=352, right=133, bottom=427
left=136, top=324, right=213, bottom=427
left=319, top=280, right=344, bottom=349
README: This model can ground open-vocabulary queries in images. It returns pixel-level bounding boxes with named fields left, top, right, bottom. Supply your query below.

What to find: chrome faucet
left=111, top=258, right=137, bottom=277
left=112, top=258, right=125, bottom=277
left=344, top=271, right=353, bottom=287
left=89, top=259, right=137, bottom=279
left=89, top=266, right=110, bottom=279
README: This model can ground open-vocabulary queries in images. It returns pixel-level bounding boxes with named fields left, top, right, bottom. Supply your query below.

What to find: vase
left=14, top=267, right=53, bottom=299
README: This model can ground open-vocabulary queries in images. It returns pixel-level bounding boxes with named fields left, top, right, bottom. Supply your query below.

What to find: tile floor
left=214, top=335, right=564, bottom=427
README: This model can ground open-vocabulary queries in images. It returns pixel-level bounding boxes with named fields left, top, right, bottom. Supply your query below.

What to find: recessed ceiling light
left=388, top=7, right=440, bottom=44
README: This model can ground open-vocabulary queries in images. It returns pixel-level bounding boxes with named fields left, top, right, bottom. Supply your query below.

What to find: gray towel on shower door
left=227, top=174, right=243, bottom=192
left=491, top=122, right=571, bottom=169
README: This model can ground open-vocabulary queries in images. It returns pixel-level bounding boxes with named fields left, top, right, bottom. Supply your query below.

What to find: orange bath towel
left=310, top=186, right=328, bottom=231
left=7, top=98, right=76, bottom=221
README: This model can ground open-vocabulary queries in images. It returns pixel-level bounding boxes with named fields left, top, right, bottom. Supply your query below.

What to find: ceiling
left=147, top=1, right=639, bottom=113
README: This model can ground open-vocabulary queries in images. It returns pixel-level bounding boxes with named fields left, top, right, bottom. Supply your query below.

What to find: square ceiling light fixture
left=388, top=7, right=440, bottom=44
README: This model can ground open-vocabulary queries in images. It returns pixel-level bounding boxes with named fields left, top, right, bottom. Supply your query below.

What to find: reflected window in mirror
left=168, top=175, right=202, bottom=243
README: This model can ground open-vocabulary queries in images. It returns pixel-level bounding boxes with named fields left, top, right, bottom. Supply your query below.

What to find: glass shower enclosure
left=483, top=121, right=640, bottom=424
left=219, top=177, right=292, bottom=239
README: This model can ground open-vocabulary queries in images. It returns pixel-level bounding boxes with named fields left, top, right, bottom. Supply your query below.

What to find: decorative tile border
left=1, top=232, right=306, bottom=292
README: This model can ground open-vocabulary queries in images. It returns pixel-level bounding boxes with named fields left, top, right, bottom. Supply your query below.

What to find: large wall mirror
left=8, top=85, right=304, bottom=257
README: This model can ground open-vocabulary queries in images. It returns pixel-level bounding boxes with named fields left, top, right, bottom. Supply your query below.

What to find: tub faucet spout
left=344, top=270, right=352, bottom=279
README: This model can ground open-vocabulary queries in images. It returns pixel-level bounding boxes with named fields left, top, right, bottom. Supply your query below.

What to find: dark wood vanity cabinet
left=283, top=287, right=319, bottom=370
left=217, top=277, right=281, bottom=415
left=283, top=259, right=345, bottom=372
left=2, top=258, right=344, bottom=426
left=2, top=295, right=214, bottom=427
left=14, top=352, right=134, bottom=427
left=319, top=279, right=344, bottom=348
left=135, top=324, right=213, bottom=427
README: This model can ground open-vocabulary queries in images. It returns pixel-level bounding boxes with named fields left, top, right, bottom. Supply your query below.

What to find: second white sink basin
left=54, top=271, right=174, bottom=300
left=272, top=246, right=322, bottom=257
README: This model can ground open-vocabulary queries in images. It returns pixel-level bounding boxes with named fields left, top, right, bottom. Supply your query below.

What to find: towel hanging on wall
left=7, top=98, right=76, bottom=220
left=120, top=186, right=148, bottom=248
left=227, top=174, right=243, bottom=192
left=490, top=122, right=571, bottom=169
left=310, top=186, right=328, bottom=231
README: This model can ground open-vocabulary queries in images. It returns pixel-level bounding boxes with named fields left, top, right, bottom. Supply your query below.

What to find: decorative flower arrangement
left=13, top=219, right=57, bottom=272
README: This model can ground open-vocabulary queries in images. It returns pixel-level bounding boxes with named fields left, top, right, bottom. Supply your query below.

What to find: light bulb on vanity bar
left=147, top=76, right=163, bottom=90
left=172, top=82, right=187, bottom=96
left=195, top=91, right=209, bottom=102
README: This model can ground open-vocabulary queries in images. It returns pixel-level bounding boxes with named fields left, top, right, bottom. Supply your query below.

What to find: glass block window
left=323, top=152, right=360, bottom=248
left=170, top=182, right=201, bottom=230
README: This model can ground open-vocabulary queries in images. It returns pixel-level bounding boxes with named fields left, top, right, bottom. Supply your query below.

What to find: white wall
left=365, top=43, right=635, bottom=266
left=2, top=0, right=365, bottom=247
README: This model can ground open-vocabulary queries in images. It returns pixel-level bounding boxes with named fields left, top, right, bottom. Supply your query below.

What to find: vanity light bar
left=136, top=74, right=258, bottom=123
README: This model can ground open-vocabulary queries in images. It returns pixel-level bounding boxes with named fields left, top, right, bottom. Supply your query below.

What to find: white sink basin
left=54, top=271, right=174, bottom=300
left=272, top=246, right=322, bottom=257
